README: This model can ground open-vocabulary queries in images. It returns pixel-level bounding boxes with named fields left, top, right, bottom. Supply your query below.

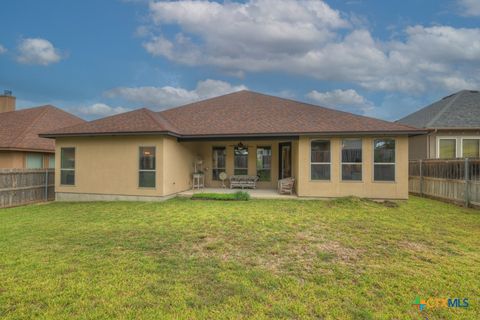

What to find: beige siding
left=0, top=151, right=25, bottom=168
left=56, top=136, right=167, bottom=197
left=292, top=140, right=299, bottom=194
left=162, top=137, right=196, bottom=196
left=408, top=135, right=428, bottom=160
left=296, top=136, right=409, bottom=199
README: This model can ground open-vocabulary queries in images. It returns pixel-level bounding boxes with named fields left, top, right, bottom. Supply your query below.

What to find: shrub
left=233, top=191, right=250, bottom=201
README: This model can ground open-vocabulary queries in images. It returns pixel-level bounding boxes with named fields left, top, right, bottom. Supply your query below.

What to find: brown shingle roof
left=44, top=108, right=176, bottom=136
left=41, top=91, right=422, bottom=138
left=0, top=105, right=84, bottom=152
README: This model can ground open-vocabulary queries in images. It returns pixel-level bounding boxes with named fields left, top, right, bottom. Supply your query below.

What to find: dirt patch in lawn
left=398, top=240, right=430, bottom=252
left=181, top=230, right=364, bottom=275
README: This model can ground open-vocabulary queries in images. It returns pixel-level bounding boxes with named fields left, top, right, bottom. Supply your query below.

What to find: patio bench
left=229, top=175, right=259, bottom=189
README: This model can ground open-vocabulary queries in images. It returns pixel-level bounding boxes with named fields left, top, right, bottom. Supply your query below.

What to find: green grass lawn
left=0, top=196, right=479, bottom=319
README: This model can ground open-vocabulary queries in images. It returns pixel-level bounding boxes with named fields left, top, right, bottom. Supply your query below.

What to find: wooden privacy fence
left=0, top=169, right=54, bottom=208
left=409, top=158, right=480, bottom=207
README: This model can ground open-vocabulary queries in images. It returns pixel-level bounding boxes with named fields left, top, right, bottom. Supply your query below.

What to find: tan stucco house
left=397, top=90, right=480, bottom=160
left=41, top=91, right=422, bottom=201
left=0, top=92, right=85, bottom=169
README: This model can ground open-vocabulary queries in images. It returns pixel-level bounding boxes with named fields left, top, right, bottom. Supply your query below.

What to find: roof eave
left=40, top=129, right=426, bottom=140
left=427, top=127, right=480, bottom=130
left=0, top=147, right=54, bottom=153
left=39, top=131, right=181, bottom=139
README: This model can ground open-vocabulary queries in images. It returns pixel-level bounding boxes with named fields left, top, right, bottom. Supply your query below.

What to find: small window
left=462, top=139, right=480, bottom=158
left=48, top=154, right=55, bottom=169
left=342, top=139, right=362, bottom=181
left=234, top=146, right=248, bottom=175
left=60, top=148, right=75, bottom=185
left=374, top=139, right=395, bottom=181
left=139, top=147, right=156, bottom=188
left=311, top=140, right=330, bottom=180
left=256, top=146, right=272, bottom=181
left=439, top=139, right=456, bottom=158
left=212, top=147, right=226, bottom=180
left=26, top=153, right=43, bottom=169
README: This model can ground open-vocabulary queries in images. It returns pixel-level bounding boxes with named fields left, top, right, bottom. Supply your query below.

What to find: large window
left=212, top=147, right=226, bottom=180
left=234, top=147, right=248, bottom=175
left=139, top=147, right=156, bottom=188
left=256, top=146, right=271, bottom=181
left=311, top=140, right=330, bottom=180
left=60, top=148, right=75, bottom=185
left=462, top=139, right=480, bottom=158
left=342, top=139, right=362, bottom=181
left=439, top=139, right=456, bottom=158
left=26, top=153, right=43, bottom=169
left=374, top=139, right=395, bottom=181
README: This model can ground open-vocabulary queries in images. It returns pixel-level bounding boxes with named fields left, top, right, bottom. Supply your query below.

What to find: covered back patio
left=179, top=138, right=299, bottom=193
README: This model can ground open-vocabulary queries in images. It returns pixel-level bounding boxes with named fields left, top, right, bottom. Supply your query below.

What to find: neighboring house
left=41, top=91, right=422, bottom=201
left=397, top=90, right=480, bottom=160
left=0, top=92, right=85, bottom=169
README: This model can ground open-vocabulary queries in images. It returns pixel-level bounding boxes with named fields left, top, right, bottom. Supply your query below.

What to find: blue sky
left=0, top=0, right=479, bottom=120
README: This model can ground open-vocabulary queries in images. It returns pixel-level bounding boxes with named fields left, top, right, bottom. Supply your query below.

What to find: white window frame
left=460, top=137, right=480, bottom=158
left=435, top=136, right=480, bottom=158
left=139, top=146, right=156, bottom=188
left=373, top=138, right=396, bottom=183
left=341, top=138, right=363, bottom=182
left=436, top=137, right=459, bottom=159
left=310, top=139, right=331, bottom=181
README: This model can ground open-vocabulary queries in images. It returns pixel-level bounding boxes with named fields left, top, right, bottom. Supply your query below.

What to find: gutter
left=177, top=130, right=428, bottom=141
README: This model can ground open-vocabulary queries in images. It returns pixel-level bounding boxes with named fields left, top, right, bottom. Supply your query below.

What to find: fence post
left=45, top=169, right=48, bottom=201
left=464, top=158, right=470, bottom=207
left=419, top=159, right=423, bottom=196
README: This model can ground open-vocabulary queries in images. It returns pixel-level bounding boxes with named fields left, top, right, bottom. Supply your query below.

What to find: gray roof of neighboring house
left=397, top=90, right=480, bottom=129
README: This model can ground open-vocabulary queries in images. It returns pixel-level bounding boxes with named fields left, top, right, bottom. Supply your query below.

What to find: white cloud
left=0, top=44, right=6, bottom=54
left=105, top=79, right=247, bottom=110
left=16, top=38, right=62, bottom=65
left=307, top=89, right=374, bottom=113
left=144, top=0, right=348, bottom=66
left=142, top=1, right=480, bottom=94
left=458, top=0, right=480, bottom=16
left=78, top=103, right=130, bottom=117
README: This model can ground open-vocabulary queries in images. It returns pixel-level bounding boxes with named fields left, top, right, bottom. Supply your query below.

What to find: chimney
left=0, top=90, right=16, bottom=113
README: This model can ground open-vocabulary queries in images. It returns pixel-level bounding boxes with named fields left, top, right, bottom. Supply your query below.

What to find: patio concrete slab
left=178, top=188, right=298, bottom=199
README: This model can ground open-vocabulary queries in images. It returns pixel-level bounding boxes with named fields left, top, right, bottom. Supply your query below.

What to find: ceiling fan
left=228, top=142, right=250, bottom=150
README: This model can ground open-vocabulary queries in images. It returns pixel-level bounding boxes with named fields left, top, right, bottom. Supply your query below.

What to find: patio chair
left=278, top=177, right=295, bottom=195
